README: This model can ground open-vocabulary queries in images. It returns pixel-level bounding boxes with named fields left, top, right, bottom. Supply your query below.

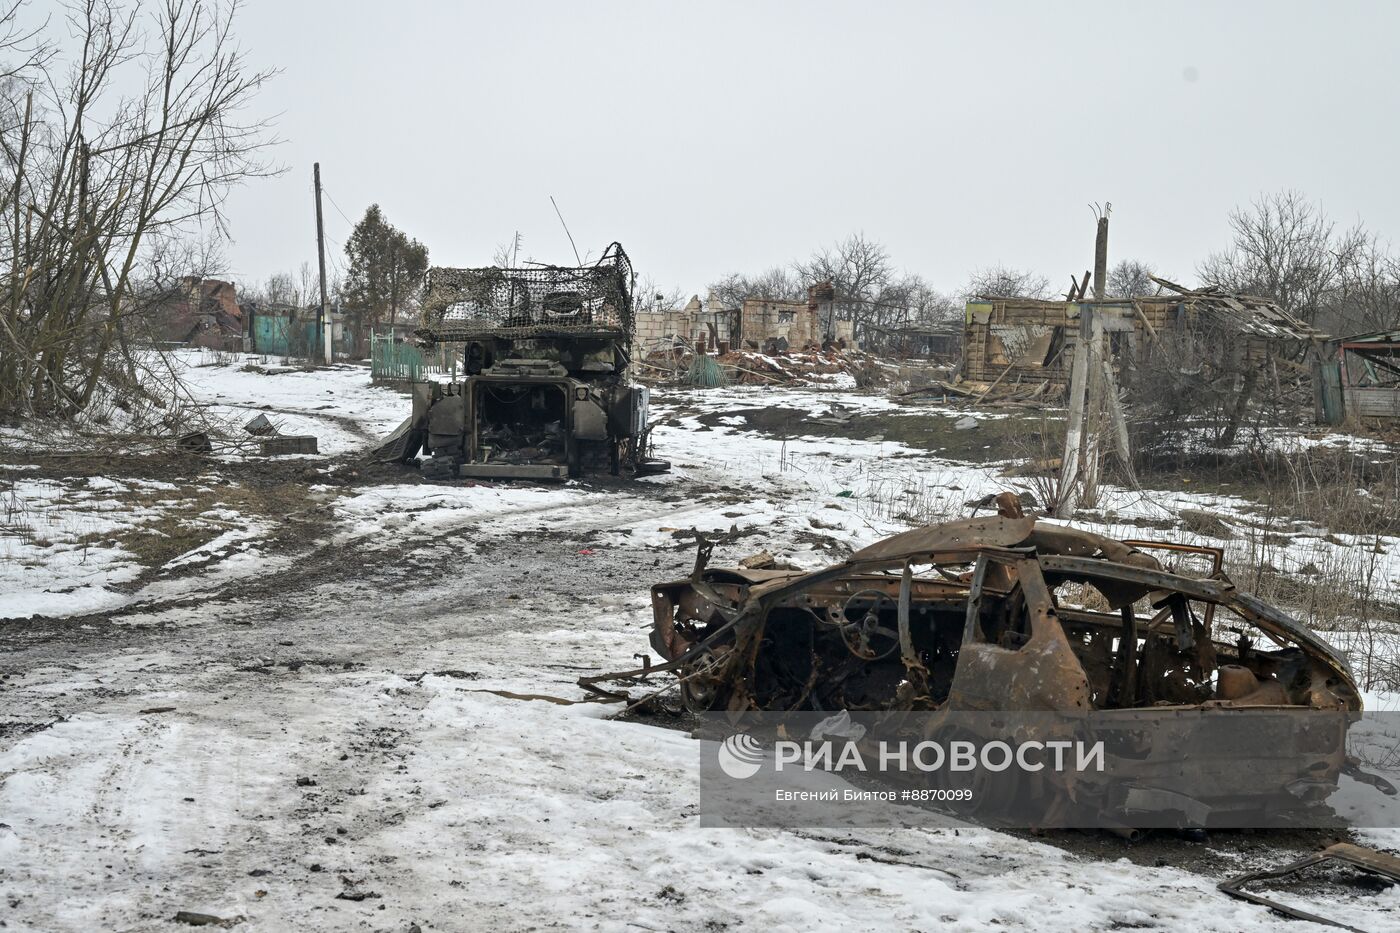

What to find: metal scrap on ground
left=1219, top=843, right=1400, bottom=932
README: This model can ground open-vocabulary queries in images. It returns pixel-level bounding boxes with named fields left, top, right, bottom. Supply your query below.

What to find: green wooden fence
left=251, top=312, right=320, bottom=358
left=370, top=330, right=458, bottom=384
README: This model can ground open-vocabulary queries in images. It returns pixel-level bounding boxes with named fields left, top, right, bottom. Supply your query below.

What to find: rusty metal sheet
left=849, top=515, right=1034, bottom=563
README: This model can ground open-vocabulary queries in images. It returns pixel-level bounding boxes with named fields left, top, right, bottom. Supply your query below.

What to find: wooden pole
left=1057, top=206, right=1111, bottom=517
left=1079, top=208, right=1111, bottom=507
left=1081, top=307, right=1105, bottom=507
left=1056, top=306, right=1091, bottom=518
left=1103, top=356, right=1138, bottom=487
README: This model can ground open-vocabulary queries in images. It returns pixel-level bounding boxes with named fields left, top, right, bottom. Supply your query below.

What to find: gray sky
left=221, top=0, right=1400, bottom=297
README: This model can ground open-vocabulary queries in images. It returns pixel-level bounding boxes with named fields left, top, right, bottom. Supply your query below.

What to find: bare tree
left=296, top=261, right=316, bottom=310
left=885, top=275, right=959, bottom=325
left=706, top=266, right=802, bottom=309
left=1198, top=190, right=1357, bottom=326
left=1106, top=260, right=1160, bottom=299
left=961, top=265, right=1052, bottom=301
left=491, top=232, right=524, bottom=269
left=264, top=270, right=296, bottom=306
left=1330, top=231, right=1400, bottom=334
left=793, top=233, right=894, bottom=340
left=632, top=274, right=685, bottom=314
left=0, top=0, right=278, bottom=418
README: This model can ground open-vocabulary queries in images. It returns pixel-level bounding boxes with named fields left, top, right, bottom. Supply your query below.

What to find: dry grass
left=1141, top=441, right=1400, bottom=690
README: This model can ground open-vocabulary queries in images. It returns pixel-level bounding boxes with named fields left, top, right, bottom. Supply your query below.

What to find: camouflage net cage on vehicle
left=416, top=242, right=634, bottom=345
left=371, top=241, right=668, bottom=481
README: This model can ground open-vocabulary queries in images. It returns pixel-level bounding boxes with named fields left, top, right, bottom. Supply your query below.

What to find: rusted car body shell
left=640, top=515, right=1360, bottom=819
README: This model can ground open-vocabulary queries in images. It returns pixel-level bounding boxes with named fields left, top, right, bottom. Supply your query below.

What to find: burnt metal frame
left=1218, top=843, right=1400, bottom=932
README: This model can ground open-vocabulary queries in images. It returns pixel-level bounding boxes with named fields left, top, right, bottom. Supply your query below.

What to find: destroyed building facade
left=635, top=282, right=854, bottom=354
left=961, top=283, right=1322, bottom=390
left=156, top=277, right=244, bottom=350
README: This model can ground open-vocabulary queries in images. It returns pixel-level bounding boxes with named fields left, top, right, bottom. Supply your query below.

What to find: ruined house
left=1317, top=330, right=1400, bottom=423
left=158, top=277, right=244, bottom=350
left=961, top=284, right=1321, bottom=390
left=736, top=296, right=816, bottom=350
left=871, top=322, right=963, bottom=360
left=633, top=296, right=737, bottom=351
left=634, top=282, right=854, bottom=355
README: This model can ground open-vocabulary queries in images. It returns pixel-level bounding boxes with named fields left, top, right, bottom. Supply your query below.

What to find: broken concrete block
left=258, top=435, right=317, bottom=456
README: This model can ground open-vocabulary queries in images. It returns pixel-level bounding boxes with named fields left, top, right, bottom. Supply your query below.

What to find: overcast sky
left=212, top=0, right=1399, bottom=298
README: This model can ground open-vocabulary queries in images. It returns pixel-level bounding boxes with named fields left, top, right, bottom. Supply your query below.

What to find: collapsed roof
left=1148, top=275, right=1324, bottom=341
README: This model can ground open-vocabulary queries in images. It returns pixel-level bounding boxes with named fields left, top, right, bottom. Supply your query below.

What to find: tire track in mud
left=255, top=404, right=385, bottom=444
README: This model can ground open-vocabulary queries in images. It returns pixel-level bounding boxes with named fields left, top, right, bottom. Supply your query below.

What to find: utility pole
left=314, top=162, right=331, bottom=364
left=1092, top=209, right=1109, bottom=301
left=1080, top=205, right=1110, bottom=507
left=1056, top=203, right=1111, bottom=518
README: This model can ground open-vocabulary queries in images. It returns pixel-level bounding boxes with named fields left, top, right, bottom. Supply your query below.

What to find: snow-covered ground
left=3, top=355, right=1399, bottom=931
left=176, top=349, right=408, bottom=456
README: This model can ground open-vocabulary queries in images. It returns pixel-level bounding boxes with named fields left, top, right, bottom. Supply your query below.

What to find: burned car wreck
left=586, top=498, right=1385, bottom=827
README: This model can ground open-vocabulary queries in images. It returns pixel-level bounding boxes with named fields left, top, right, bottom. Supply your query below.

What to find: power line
left=320, top=186, right=357, bottom=230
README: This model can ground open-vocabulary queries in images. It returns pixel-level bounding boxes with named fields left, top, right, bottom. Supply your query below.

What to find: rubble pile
left=642, top=347, right=900, bottom=388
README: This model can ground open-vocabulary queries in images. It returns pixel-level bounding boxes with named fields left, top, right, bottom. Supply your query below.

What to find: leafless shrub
left=1175, top=442, right=1400, bottom=689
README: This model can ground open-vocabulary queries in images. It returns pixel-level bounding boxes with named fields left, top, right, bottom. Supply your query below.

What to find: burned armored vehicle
left=586, top=500, right=1384, bottom=827
left=376, top=243, right=667, bottom=481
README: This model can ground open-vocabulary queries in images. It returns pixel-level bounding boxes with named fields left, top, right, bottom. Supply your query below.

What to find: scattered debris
left=176, top=431, right=212, bottom=453
left=738, top=551, right=776, bottom=570
left=243, top=414, right=276, bottom=436
left=653, top=346, right=897, bottom=388
left=172, top=911, right=240, bottom=928
left=1219, top=843, right=1400, bottom=931
left=1180, top=509, right=1236, bottom=541
left=258, top=435, right=318, bottom=456
left=965, top=491, right=1033, bottom=517
left=335, top=876, right=381, bottom=902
